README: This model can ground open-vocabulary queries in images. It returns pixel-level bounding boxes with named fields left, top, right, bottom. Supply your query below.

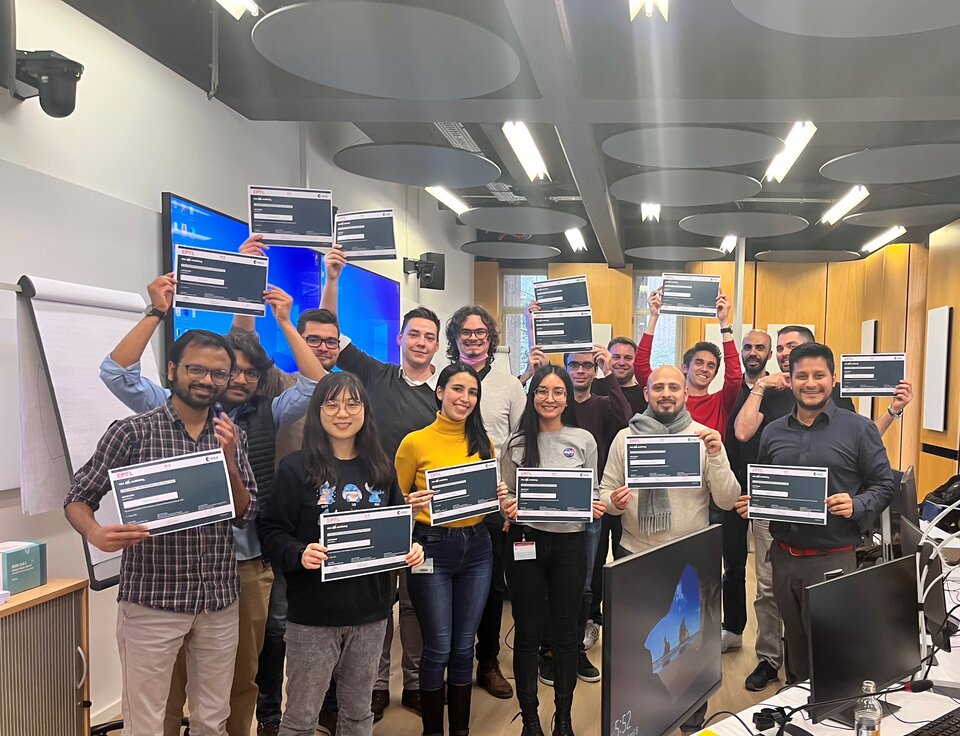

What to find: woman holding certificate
left=498, top=365, right=603, bottom=736
left=395, top=362, right=503, bottom=736
left=259, top=373, right=424, bottom=736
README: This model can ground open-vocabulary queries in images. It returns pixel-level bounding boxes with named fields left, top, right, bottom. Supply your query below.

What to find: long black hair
left=506, top=365, right=578, bottom=468
left=302, top=372, right=395, bottom=491
left=435, top=362, right=493, bottom=460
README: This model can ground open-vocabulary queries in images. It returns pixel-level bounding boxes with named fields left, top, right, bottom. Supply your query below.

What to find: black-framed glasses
left=458, top=328, right=489, bottom=340
left=320, top=399, right=364, bottom=416
left=180, top=363, right=233, bottom=386
left=565, top=361, right=596, bottom=371
left=232, top=368, right=261, bottom=382
left=304, top=335, right=341, bottom=349
left=534, top=387, right=567, bottom=400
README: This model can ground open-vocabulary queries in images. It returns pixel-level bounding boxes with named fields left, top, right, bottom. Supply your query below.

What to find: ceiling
left=62, top=0, right=960, bottom=268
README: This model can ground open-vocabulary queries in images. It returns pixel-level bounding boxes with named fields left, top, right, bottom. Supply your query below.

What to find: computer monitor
left=900, top=517, right=954, bottom=653
left=601, top=525, right=722, bottom=736
left=806, top=556, right=921, bottom=724
left=901, top=465, right=920, bottom=528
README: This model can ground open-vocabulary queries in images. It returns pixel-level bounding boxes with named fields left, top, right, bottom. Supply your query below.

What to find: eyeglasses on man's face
left=180, top=363, right=233, bottom=386
left=459, top=328, right=489, bottom=340
left=305, top=335, right=341, bottom=350
left=565, top=361, right=596, bottom=372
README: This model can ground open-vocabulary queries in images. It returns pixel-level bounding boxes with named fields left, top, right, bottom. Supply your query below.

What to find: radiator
left=0, top=588, right=86, bottom=735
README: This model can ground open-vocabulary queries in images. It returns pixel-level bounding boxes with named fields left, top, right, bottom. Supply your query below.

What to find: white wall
left=0, top=0, right=474, bottom=721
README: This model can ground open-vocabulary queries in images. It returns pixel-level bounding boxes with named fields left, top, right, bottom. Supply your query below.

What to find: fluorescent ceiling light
left=565, top=228, right=588, bottom=253
left=502, top=122, right=550, bottom=182
left=821, top=186, right=869, bottom=225
left=641, top=203, right=661, bottom=222
left=861, top=225, right=906, bottom=254
left=764, top=121, right=817, bottom=183
left=720, top=235, right=738, bottom=253
left=425, top=186, right=469, bottom=216
left=215, top=0, right=260, bottom=19
left=630, top=0, right=668, bottom=20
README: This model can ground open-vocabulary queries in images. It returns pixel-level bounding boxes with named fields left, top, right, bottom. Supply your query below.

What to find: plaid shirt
left=65, top=399, right=257, bottom=613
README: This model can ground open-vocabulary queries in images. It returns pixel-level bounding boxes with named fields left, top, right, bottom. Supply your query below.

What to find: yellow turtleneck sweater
left=395, top=411, right=495, bottom=527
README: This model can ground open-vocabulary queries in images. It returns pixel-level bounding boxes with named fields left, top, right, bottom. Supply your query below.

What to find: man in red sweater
left=634, top=287, right=742, bottom=437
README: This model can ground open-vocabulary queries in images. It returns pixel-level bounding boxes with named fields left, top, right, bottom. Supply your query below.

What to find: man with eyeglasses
left=98, top=272, right=325, bottom=736
left=66, top=329, right=258, bottom=736
left=444, top=305, right=527, bottom=701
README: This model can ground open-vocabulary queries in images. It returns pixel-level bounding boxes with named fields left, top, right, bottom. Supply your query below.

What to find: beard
left=650, top=402, right=681, bottom=424
left=170, top=378, right=223, bottom=409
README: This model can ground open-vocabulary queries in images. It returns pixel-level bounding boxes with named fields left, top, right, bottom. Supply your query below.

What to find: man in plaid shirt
left=65, top=330, right=258, bottom=736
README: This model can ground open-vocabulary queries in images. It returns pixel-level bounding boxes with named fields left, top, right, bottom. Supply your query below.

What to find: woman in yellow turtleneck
left=395, top=361, right=503, bottom=736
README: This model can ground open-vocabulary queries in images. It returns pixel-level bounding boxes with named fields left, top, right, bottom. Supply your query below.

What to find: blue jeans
left=407, top=522, right=493, bottom=691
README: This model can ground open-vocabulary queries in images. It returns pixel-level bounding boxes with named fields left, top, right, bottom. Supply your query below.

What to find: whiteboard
left=923, top=306, right=951, bottom=432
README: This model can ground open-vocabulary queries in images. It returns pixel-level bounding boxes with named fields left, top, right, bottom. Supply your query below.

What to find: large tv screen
left=162, top=193, right=400, bottom=372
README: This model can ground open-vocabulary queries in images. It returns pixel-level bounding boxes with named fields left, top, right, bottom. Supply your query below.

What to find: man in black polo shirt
left=735, top=342, right=895, bottom=685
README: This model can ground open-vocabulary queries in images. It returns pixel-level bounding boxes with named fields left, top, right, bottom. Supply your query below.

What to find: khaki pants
left=752, top=520, right=783, bottom=668
left=164, top=559, right=273, bottom=736
left=117, top=599, right=239, bottom=736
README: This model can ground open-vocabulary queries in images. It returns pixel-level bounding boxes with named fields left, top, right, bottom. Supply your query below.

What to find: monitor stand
left=825, top=700, right=900, bottom=728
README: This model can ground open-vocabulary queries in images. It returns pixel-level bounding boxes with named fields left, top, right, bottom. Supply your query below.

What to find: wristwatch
left=720, top=326, right=733, bottom=334
left=144, top=305, right=167, bottom=319
left=887, top=405, right=904, bottom=419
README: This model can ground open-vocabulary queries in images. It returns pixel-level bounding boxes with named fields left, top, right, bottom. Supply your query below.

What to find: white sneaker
left=583, top=619, right=601, bottom=650
left=721, top=630, right=743, bottom=653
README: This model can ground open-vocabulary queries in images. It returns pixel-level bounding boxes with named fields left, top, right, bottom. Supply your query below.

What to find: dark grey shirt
left=757, top=400, right=894, bottom=549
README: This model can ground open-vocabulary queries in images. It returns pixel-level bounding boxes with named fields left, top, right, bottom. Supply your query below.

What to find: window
left=635, top=273, right=680, bottom=368
left=502, top=270, right=547, bottom=375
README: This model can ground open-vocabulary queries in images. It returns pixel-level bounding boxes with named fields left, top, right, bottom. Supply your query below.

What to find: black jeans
left=476, top=516, right=509, bottom=663
left=590, top=513, right=627, bottom=623
left=709, top=502, right=750, bottom=635
left=505, top=525, right=587, bottom=709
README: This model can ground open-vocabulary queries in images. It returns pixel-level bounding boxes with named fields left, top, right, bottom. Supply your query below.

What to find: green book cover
left=0, top=541, right=47, bottom=595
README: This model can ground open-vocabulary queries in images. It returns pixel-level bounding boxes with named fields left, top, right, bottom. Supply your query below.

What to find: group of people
left=62, top=238, right=915, bottom=736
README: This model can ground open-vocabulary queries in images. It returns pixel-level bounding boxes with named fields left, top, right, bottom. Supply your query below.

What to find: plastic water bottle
left=854, top=680, right=883, bottom=736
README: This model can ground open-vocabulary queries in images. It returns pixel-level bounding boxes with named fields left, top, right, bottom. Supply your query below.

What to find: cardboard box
left=0, top=541, right=47, bottom=595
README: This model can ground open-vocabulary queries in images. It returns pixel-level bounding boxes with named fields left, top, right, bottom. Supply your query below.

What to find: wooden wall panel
left=755, top=262, right=828, bottom=339
left=824, top=258, right=866, bottom=358
left=548, top=263, right=635, bottom=339
left=875, top=245, right=910, bottom=467
left=681, top=261, right=756, bottom=345
left=903, top=243, right=928, bottom=480
left=473, top=261, right=501, bottom=322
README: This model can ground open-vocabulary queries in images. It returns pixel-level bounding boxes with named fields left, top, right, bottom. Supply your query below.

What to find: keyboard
left=906, top=707, right=960, bottom=736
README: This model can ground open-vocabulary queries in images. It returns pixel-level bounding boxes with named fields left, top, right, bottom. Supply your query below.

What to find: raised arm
left=320, top=244, right=347, bottom=314
left=265, top=285, right=325, bottom=382
left=734, top=373, right=788, bottom=442
left=111, top=274, right=174, bottom=367
left=716, top=294, right=743, bottom=410
left=633, top=287, right=660, bottom=389
left=873, top=380, right=913, bottom=438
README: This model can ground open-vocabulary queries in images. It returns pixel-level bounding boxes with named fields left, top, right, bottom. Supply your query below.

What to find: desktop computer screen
left=901, top=517, right=954, bottom=653
left=806, top=556, right=921, bottom=724
left=601, top=525, right=722, bottom=736
left=900, top=465, right=920, bottom=527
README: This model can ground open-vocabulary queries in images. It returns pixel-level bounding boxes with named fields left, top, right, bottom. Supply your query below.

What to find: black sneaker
left=538, top=654, right=555, bottom=687
left=577, top=651, right=600, bottom=682
left=745, top=660, right=780, bottom=692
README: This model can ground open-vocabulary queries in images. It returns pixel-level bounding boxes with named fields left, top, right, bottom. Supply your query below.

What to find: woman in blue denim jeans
left=395, top=362, right=506, bottom=736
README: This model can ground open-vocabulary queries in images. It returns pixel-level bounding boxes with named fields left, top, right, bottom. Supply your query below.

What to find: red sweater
left=633, top=332, right=743, bottom=438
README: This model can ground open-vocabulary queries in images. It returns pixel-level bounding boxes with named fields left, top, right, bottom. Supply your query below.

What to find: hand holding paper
left=696, top=427, right=723, bottom=456
left=648, top=287, right=662, bottom=315
left=301, top=542, right=328, bottom=570
left=735, top=494, right=750, bottom=520
left=611, top=485, right=631, bottom=511
left=324, top=243, right=347, bottom=281
left=592, top=500, right=606, bottom=520
left=406, top=542, right=425, bottom=569
left=891, top=380, right=914, bottom=413
left=264, top=285, right=293, bottom=323
left=716, top=293, right=731, bottom=325
left=238, top=234, right=268, bottom=258
left=89, top=523, right=150, bottom=553
left=407, top=489, right=433, bottom=514
left=826, top=493, right=854, bottom=519
left=147, top=273, right=176, bottom=313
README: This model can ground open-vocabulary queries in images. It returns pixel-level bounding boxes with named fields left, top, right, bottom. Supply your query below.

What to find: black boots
left=447, top=682, right=473, bottom=736
left=420, top=686, right=445, bottom=736
left=521, top=709, right=546, bottom=735
left=552, top=699, right=575, bottom=736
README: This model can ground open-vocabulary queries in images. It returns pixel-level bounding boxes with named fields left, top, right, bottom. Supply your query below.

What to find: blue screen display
left=163, top=194, right=400, bottom=371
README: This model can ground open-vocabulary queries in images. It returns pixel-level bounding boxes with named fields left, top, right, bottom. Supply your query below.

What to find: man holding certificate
left=734, top=342, right=894, bottom=685
left=65, top=330, right=258, bottom=736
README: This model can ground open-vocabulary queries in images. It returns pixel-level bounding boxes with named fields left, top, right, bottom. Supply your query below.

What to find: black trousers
left=476, top=516, right=510, bottom=663
left=709, top=502, right=750, bottom=635
left=505, top=525, right=587, bottom=709
left=589, top=513, right=627, bottom=623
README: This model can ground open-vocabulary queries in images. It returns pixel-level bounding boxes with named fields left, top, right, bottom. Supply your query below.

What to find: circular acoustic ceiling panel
left=461, top=241, right=561, bottom=260
left=755, top=250, right=860, bottom=263
left=459, top=207, right=587, bottom=235
left=334, top=143, right=501, bottom=188
left=680, top=212, right=809, bottom=238
left=624, top=247, right=726, bottom=262
left=602, top=126, right=783, bottom=169
left=732, top=0, right=960, bottom=38
left=820, top=145, right=960, bottom=184
left=844, top=204, right=960, bottom=228
left=252, top=2, right=521, bottom=99
left=610, top=170, right=762, bottom=207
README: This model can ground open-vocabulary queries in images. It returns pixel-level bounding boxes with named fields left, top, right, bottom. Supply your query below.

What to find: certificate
left=747, top=464, right=828, bottom=526
left=174, top=245, right=267, bottom=316
left=625, top=435, right=702, bottom=488
left=840, top=353, right=906, bottom=397
left=533, top=275, right=590, bottom=312
left=109, top=449, right=235, bottom=535
left=334, top=209, right=396, bottom=260
left=426, top=459, right=500, bottom=526
left=319, top=505, right=412, bottom=582
left=659, top=273, right=721, bottom=318
left=248, top=185, right=333, bottom=248
left=516, top=468, right=594, bottom=523
left=531, top=309, right=594, bottom=353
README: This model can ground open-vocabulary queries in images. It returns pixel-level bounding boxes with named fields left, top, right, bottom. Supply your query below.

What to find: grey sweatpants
left=279, top=619, right=388, bottom=736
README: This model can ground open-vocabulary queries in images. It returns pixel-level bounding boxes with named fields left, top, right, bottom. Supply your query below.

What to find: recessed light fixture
left=720, top=235, right=738, bottom=253
left=630, top=0, right=668, bottom=21
left=425, top=186, right=469, bottom=216
left=215, top=0, right=259, bottom=20
left=821, top=186, right=869, bottom=225
left=565, top=228, right=588, bottom=252
left=765, top=121, right=817, bottom=183
left=502, top=122, right=550, bottom=182
left=641, top=203, right=661, bottom=222
left=861, top=225, right=906, bottom=254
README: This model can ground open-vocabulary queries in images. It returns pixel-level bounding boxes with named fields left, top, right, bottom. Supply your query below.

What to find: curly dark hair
left=444, top=305, right=501, bottom=365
